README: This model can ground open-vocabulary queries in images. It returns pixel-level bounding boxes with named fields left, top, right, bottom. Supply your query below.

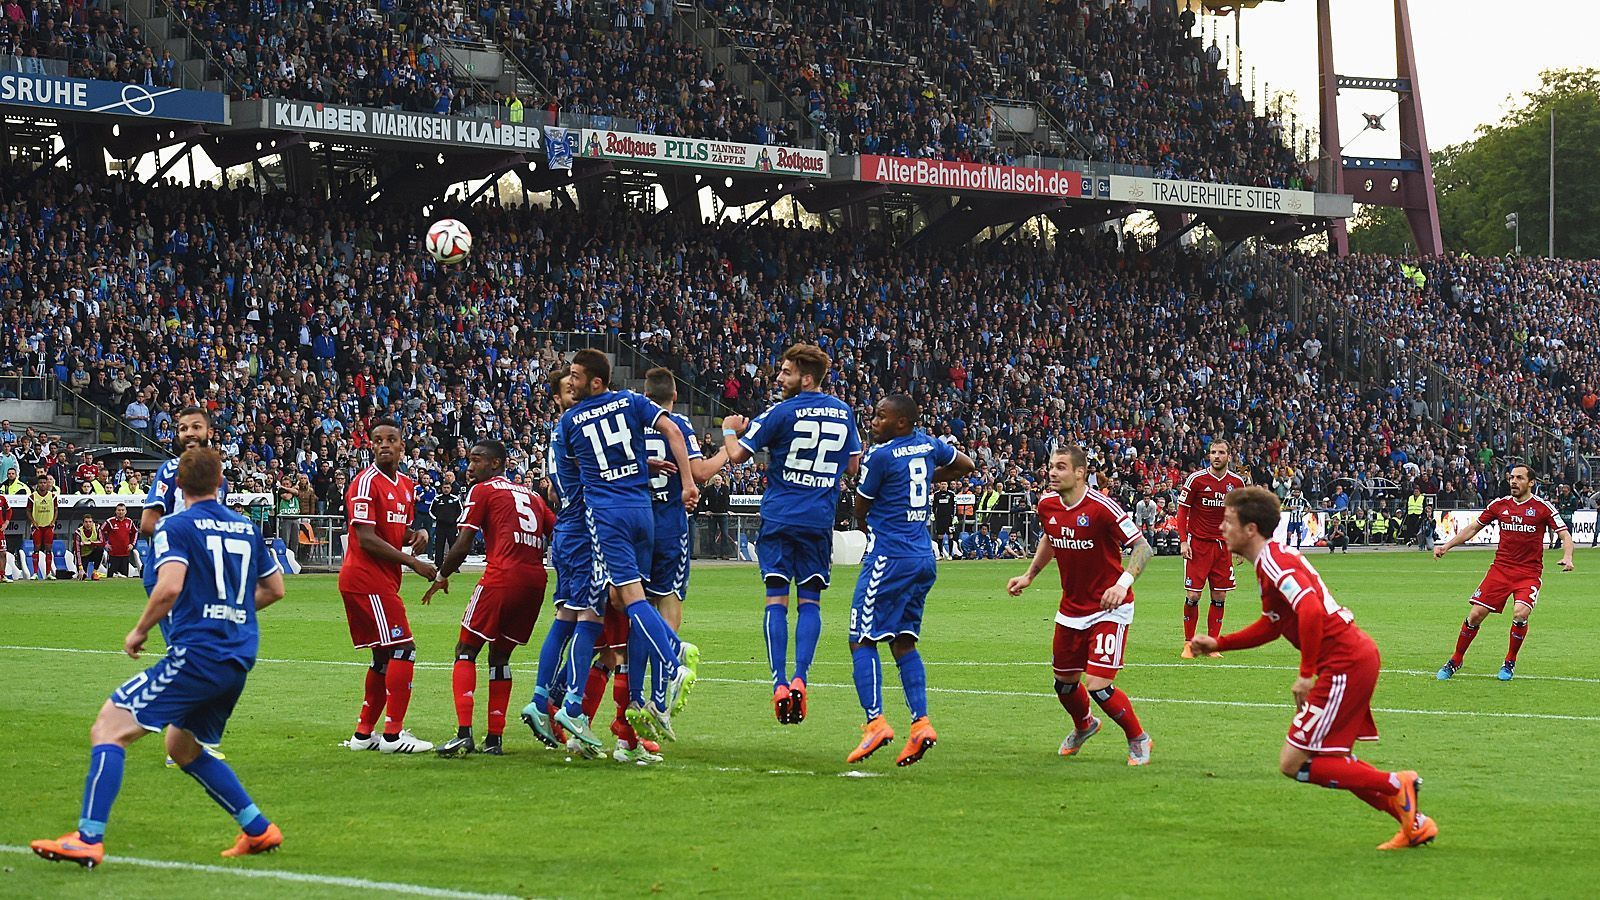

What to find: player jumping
left=1177, top=439, right=1244, bottom=657
left=722, top=343, right=862, bottom=725
left=30, top=448, right=285, bottom=868
left=845, top=395, right=972, bottom=766
left=1007, top=447, right=1155, bottom=765
left=1433, top=463, right=1573, bottom=681
left=338, top=420, right=437, bottom=754
left=424, top=439, right=555, bottom=757
left=1191, top=486, right=1433, bottom=850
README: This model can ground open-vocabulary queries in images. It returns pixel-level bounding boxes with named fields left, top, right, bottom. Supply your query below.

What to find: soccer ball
left=424, top=218, right=472, bottom=264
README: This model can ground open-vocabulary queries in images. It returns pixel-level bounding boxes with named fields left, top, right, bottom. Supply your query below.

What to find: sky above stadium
left=1203, top=0, right=1591, bottom=153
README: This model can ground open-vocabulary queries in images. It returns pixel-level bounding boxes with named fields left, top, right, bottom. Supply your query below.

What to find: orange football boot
left=30, top=832, right=105, bottom=868
left=1377, top=814, right=1437, bottom=851
left=1388, top=771, right=1422, bottom=842
left=894, top=717, right=938, bottom=767
left=772, top=683, right=793, bottom=724
left=788, top=677, right=808, bottom=724
left=845, top=716, right=895, bottom=764
left=221, top=822, right=283, bottom=858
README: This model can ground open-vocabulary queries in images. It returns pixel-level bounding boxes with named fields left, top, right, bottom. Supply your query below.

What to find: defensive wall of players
left=2, top=74, right=1352, bottom=227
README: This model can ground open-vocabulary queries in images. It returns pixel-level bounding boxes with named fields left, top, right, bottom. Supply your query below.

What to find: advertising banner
left=578, top=129, right=829, bottom=177
left=544, top=125, right=574, bottom=170
left=265, top=100, right=541, bottom=152
left=1432, top=508, right=1594, bottom=547
left=859, top=154, right=1084, bottom=197
left=0, top=72, right=226, bottom=123
left=1107, top=175, right=1314, bottom=214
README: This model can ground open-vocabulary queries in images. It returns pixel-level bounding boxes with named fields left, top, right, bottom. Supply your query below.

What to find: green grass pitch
left=2, top=550, right=1596, bottom=898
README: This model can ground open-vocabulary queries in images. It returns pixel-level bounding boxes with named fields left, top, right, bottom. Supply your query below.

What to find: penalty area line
left=0, top=844, right=523, bottom=899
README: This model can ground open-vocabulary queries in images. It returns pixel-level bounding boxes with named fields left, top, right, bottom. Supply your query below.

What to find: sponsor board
left=859, top=154, right=1084, bottom=197
left=0, top=73, right=226, bottom=123
left=579, top=129, right=828, bottom=176
left=265, top=100, right=541, bottom=151
left=1108, top=175, right=1314, bottom=214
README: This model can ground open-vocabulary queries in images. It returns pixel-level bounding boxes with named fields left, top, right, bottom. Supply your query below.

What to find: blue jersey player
left=845, top=394, right=972, bottom=767
left=142, top=406, right=230, bottom=598
left=31, top=448, right=285, bottom=869
left=722, top=343, right=862, bottom=725
left=549, top=349, right=699, bottom=750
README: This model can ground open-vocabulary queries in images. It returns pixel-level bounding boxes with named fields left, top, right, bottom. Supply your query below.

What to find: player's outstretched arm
left=691, top=446, right=731, bottom=484
left=139, top=507, right=162, bottom=538
left=1007, top=537, right=1053, bottom=596
left=353, top=522, right=437, bottom=581
left=128, top=562, right=185, bottom=657
left=1559, top=529, right=1575, bottom=571
left=255, top=569, right=286, bottom=610
left=1434, top=520, right=1483, bottom=557
left=1192, top=615, right=1281, bottom=656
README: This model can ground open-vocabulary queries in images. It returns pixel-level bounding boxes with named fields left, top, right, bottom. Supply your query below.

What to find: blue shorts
left=757, top=522, right=834, bottom=587
left=586, top=505, right=653, bottom=592
left=849, top=554, right=936, bottom=643
left=551, top=526, right=600, bottom=614
left=110, top=647, right=248, bottom=746
left=646, top=508, right=691, bottom=600
left=140, top=539, right=157, bottom=594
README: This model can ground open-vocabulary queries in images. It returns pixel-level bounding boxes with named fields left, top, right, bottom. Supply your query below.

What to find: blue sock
left=764, top=602, right=789, bottom=687
left=561, top=620, right=603, bottom=717
left=851, top=645, right=882, bottom=721
left=793, top=597, right=821, bottom=682
left=626, top=601, right=679, bottom=680
left=897, top=650, right=928, bottom=721
left=77, top=743, right=125, bottom=844
left=533, top=618, right=576, bottom=704
left=181, top=753, right=268, bottom=836
left=626, top=629, right=647, bottom=706
left=650, top=651, right=668, bottom=707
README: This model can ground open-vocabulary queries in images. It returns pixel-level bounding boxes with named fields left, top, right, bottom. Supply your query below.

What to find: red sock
left=1351, top=788, right=1404, bottom=822
left=1303, top=756, right=1399, bottom=795
left=1451, top=619, right=1479, bottom=666
left=1056, top=681, right=1094, bottom=731
left=1506, top=619, right=1528, bottom=665
left=383, top=658, right=415, bottom=735
left=487, top=667, right=512, bottom=736
left=613, top=667, right=632, bottom=724
left=1182, top=599, right=1199, bottom=641
left=1207, top=600, right=1226, bottom=639
left=451, top=659, right=476, bottom=729
left=581, top=665, right=609, bottom=721
left=357, top=667, right=386, bottom=734
left=1089, top=685, right=1144, bottom=739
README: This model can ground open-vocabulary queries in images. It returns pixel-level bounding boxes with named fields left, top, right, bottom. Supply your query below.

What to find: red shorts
left=341, top=590, right=413, bottom=648
left=1470, top=568, right=1541, bottom=614
left=599, top=603, right=630, bottom=650
left=1052, top=619, right=1129, bottom=680
left=461, top=579, right=546, bottom=646
left=31, top=527, right=55, bottom=550
left=1287, top=649, right=1381, bottom=754
left=1184, top=539, right=1235, bottom=593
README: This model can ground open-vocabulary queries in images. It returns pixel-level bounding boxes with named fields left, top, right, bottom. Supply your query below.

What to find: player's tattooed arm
left=1124, top=536, right=1154, bottom=581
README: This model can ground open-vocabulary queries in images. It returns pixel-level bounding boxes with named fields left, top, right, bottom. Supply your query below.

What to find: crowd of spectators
left=8, top=164, right=1593, bottom=564
left=1, top=0, right=179, bottom=86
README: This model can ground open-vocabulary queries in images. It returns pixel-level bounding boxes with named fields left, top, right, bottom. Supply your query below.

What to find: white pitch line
left=7, top=644, right=1596, bottom=685
left=6, top=646, right=1598, bottom=722
left=0, top=844, right=521, bottom=899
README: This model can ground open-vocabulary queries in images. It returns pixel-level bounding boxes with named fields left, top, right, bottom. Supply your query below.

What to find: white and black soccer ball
left=424, top=218, right=472, bottom=264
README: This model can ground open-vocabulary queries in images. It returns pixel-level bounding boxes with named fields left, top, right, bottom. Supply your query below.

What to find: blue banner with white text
left=0, top=72, right=227, bottom=124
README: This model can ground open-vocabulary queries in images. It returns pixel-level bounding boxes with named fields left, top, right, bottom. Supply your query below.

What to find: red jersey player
left=1191, top=487, right=1433, bottom=851
left=1432, top=463, right=1573, bottom=682
left=339, top=419, right=437, bottom=754
left=1007, top=447, right=1155, bottom=765
left=1176, top=439, right=1245, bottom=657
left=423, top=439, right=555, bottom=757
left=103, top=503, right=137, bottom=579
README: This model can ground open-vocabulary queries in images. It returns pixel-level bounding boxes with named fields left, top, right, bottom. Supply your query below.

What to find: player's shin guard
left=1088, top=685, right=1144, bottom=739
left=1055, top=680, right=1094, bottom=730
left=533, top=618, right=575, bottom=705
left=181, top=753, right=270, bottom=836
left=851, top=645, right=883, bottom=721
left=357, top=664, right=387, bottom=736
left=1207, top=599, right=1226, bottom=638
left=1298, top=757, right=1400, bottom=796
left=794, top=591, right=822, bottom=682
left=561, top=621, right=603, bottom=717
left=896, top=650, right=928, bottom=721
left=1451, top=619, right=1480, bottom=667
left=452, top=655, right=477, bottom=730
left=382, top=647, right=416, bottom=736
left=1182, top=599, right=1199, bottom=641
left=581, top=664, right=609, bottom=721
left=1506, top=618, right=1529, bottom=665
left=763, top=601, right=789, bottom=687
left=487, top=666, right=512, bottom=736
left=77, top=744, right=125, bottom=844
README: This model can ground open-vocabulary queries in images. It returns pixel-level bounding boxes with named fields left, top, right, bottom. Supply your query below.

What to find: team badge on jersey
left=1077, top=514, right=1090, bottom=527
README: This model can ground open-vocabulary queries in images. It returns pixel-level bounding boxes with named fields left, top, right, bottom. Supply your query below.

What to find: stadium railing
left=53, top=382, right=174, bottom=458
left=0, top=374, right=53, bottom=402
left=276, top=515, right=345, bottom=570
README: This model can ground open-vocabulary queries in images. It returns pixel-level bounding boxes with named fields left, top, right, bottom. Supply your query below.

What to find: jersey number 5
left=787, top=421, right=849, bottom=476
left=510, top=490, right=544, bottom=536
